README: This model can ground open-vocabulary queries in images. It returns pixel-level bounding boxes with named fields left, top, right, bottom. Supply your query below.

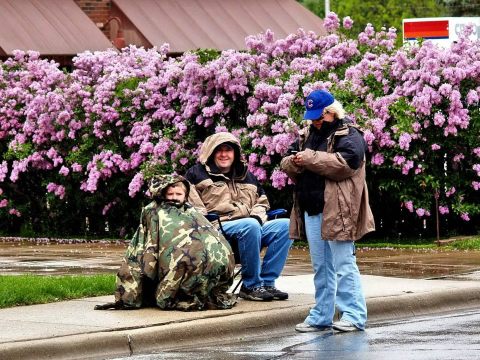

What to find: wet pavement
left=0, top=241, right=124, bottom=276
left=356, top=247, right=480, bottom=280
left=119, top=309, right=480, bottom=360
left=1, top=240, right=480, bottom=280
left=2, top=238, right=480, bottom=360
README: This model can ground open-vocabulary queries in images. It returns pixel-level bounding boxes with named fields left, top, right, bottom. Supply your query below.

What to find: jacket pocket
left=337, top=180, right=354, bottom=234
left=202, top=181, right=230, bottom=205
left=234, top=183, right=258, bottom=209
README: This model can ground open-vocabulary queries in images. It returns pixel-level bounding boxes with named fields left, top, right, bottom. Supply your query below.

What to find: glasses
left=313, top=111, right=328, bottom=121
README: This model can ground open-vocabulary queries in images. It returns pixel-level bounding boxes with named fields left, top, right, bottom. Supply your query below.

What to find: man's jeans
left=304, top=213, right=367, bottom=330
left=221, top=217, right=291, bottom=289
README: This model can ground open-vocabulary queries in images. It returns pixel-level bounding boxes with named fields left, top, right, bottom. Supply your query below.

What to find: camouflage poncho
left=114, top=176, right=236, bottom=311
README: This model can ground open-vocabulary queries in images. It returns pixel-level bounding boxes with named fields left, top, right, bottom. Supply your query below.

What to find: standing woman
left=280, top=90, right=375, bottom=332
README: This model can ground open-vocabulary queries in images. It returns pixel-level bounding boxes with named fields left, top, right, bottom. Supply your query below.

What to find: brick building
left=1, top=0, right=325, bottom=61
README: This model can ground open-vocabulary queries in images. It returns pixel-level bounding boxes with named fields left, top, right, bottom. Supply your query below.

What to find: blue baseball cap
left=303, top=90, right=335, bottom=120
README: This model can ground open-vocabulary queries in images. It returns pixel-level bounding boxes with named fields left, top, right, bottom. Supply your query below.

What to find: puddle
left=1, top=241, right=480, bottom=279
left=356, top=248, right=480, bottom=279
left=0, top=242, right=124, bottom=276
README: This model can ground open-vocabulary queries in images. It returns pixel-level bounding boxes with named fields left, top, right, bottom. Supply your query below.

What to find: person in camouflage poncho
left=99, top=175, right=236, bottom=311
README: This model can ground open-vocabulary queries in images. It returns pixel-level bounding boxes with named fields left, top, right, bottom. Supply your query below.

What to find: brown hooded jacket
left=280, top=124, right=375, bottom=241
left=185, top=132, right=270, bottom=224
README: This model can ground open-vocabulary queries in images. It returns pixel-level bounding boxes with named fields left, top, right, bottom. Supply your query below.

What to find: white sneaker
left=332, top=320, right=361, bottom=332
left=295, top=322, right=331, bottom=333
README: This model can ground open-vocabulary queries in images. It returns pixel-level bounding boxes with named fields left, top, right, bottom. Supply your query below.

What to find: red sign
left=403, top=20, right=449, bottom=40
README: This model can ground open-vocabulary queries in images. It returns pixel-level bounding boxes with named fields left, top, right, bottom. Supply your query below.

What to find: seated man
left=98, top=174, right=236, bottom=311
left=185, top=132, right=292, bottom=301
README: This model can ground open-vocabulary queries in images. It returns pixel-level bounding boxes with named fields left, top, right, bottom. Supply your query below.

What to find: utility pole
left=325, top=0, right=330, bottom=16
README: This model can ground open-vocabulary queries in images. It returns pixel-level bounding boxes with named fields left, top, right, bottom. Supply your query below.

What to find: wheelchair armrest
left=205, top=212, right=220, bottom=222
left=208, top=209, right=286, bottom=222
left=266, top=209, right=287, bottom=220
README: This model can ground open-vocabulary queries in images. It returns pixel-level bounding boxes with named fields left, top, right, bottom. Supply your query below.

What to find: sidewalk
left=2, top=274, right=480, bottom=360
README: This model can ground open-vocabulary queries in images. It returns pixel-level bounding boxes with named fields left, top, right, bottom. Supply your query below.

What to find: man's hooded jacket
left=185, top=132, right=270, bottom=224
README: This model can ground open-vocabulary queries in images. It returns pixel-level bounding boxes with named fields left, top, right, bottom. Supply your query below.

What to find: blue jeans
left=221, top=218, right=292, bottom=289
left=304, top=213, right=367, bottom=330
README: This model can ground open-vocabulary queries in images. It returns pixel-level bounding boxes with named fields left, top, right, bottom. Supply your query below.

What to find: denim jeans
left=304, top=212, right=367, bottom=330
left=221, top=217, right=292, bottom=289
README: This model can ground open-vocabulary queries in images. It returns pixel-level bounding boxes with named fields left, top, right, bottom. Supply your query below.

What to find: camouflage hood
left=148, top=174, right=190, bottom=200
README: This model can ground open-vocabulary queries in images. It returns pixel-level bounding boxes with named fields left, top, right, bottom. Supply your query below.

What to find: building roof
left=112, top=0, right=326, bottom=53
left=0, top=0, right=114, bottom=56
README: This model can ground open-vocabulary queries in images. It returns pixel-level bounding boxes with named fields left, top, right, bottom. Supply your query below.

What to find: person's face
left=165, top=184, right=186, bottom=203
left=312, top=111, right=335, bottom=129
left=214, top=144, right=235, bottom=173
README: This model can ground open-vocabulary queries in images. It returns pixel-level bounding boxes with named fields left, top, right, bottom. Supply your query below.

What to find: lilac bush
left=0, top=12, right=478, bottom=237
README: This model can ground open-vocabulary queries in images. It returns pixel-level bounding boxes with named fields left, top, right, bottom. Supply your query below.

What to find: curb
left=3, top=287, right=480, bottom=360
left=367, top=286, right=480, bottom=321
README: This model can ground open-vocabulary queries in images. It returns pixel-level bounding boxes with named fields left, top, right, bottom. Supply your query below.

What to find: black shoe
left=238, top=285, right=274, bottom=301
left=263, top=286, right=288, bottom=300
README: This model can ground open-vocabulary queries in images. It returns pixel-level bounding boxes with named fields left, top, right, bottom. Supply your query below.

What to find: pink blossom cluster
left=46, top=183, right=66, bottom=199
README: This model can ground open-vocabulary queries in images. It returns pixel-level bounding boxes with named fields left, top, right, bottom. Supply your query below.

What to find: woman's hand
left=292, top=151, right=306, bottom=167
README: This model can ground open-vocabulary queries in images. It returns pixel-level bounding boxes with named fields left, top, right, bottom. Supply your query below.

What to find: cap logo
left=307, top=99, right=314, bottom=108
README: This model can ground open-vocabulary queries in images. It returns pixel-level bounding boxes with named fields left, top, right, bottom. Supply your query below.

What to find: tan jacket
left=280, top=125, right=375, bottom=241
left=185, top=132, right=270, bottom=224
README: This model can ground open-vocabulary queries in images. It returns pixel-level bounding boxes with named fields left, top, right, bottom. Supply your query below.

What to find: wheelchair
left=205, top=209, right=287, bottom=294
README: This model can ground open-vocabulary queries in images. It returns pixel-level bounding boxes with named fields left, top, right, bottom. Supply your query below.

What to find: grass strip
left=357, top=243, right=438, bottom=249
left=0, top=274, right=115, bottom=309
left=358, top=236, right=480, bottom=250
left=448, top=238, right=480, bottom=250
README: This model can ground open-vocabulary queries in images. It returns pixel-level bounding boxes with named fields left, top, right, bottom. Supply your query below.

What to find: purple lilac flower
left=473, top=164, right=480, bottom=176
left=393, top=155, right=406, bottom=165
left=102, top=201, right=117, bottom=215
left=398, top=133, right=412, bottom=150
left=323, top=12, right=340, bottom=33
left=72, top=163, right=83, bottom=172
left=439, top=206, right=449, bottom=215
left=0, top=161, right=7, bottom=182
left=433, top=113, right=445, bottom=127
left=342, top=16, right=353, bottom=30
left=402, top=160, right=414, bottom=175
left=371, top=153, right=384, bottom=165
left=270, top=169, right=288, bottom=189
left=445, top=187, right=456, bottom=197
left=128, top=172, right=144, bottom=198
left=404, top=201, right=414, bottom=212
left=460, top=213, right=470, bottom=221
left=416, top=208, right=425, bottom=217
left=59, top=166, right=70, bottom=176
left=9, top=208, right=21, bottom=217
left=453, top=154, right=465, bottom=163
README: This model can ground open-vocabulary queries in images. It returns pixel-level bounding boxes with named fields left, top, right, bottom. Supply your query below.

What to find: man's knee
left=264, top=218, right=290, bottom=234
left=275, top=218, right=290, bottom=230
left=225, top=217, right=262, bottom=240
left=242, top=217, right=263, bottom=235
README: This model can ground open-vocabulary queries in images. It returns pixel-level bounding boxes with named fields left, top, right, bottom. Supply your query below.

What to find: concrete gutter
left=2, top=275, right=480, bottom=360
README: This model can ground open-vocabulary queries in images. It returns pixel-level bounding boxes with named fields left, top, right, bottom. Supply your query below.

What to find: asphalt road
left=110, top=308, right=480, bottom=360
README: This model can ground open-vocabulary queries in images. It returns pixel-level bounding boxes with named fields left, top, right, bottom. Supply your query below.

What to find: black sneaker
left=238, top=285, right=274, bottom=301
left=263, top=286, right=288, bottom=300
